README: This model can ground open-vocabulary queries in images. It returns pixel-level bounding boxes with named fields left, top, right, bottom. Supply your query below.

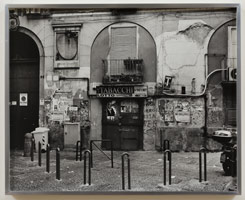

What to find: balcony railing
left=102, top=59, right=143, bottom=84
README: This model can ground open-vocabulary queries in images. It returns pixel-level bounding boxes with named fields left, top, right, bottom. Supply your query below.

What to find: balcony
left=102, top=59, right=143, bottom=84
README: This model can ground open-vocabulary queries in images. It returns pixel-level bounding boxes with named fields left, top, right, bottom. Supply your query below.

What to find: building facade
left=9, top=8, right=237, bottom=151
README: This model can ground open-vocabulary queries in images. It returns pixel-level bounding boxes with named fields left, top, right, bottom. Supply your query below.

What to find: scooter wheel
left=222, top=163, right=232, bottom=175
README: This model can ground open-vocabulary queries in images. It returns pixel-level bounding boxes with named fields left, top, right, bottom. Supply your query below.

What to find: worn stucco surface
left=16, top=10, right=236, bottom=150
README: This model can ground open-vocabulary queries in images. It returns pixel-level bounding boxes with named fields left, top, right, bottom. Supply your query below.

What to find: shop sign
left=96, top=86, right=147, bottom=98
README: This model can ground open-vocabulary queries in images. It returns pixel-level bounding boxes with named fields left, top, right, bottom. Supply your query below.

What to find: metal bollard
left=84, top=150, right=91, bottom=185
left=56, top=148, right=60, bottom=180
left=38, top=142, right=41, bottom=167
left=110, top=141, right=114, bottom=168
left=31, top=137, right=35, bottom=162
left=199, top=147, right=207, bottom=182
left=163, top=150, right=172, bottom=185
left=90, top=141, right=93, bottom=168
left=163, top=140, right=170, bottom=151
left=46, top=144, right=50, bottom=173
left=76, top=141, right=81, bottom=161
left=121, top=153, right=131, bottom=190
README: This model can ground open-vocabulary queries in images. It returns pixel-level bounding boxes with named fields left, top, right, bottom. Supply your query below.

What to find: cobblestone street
left=9, top=150, right=236, bottom=193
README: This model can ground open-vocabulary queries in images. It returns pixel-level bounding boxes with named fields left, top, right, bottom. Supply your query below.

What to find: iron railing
left=102, top=59, right=143, bottom=83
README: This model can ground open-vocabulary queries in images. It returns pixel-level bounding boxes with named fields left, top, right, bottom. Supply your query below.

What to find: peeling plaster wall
left=143, top=98, right=157, bottom=150
left=155, top=97, right=206, bottom=151
left=155, top=21, right=212, bottom=94
left=16, top=9, right=236, bottom=150
left=157, top=97, right=205, bottom=128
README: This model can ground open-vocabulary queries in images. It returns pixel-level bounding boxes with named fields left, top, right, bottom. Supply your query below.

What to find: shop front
left=96, top=85, right=147, bottom=150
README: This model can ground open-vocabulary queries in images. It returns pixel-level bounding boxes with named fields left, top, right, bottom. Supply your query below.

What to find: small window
left=227, top=26, right=237, bottom=68
left=52, top=23, right=82, bottom=69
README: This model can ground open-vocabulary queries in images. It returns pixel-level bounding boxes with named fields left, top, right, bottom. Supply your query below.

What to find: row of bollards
left=29, top=138, right=209, bottom=190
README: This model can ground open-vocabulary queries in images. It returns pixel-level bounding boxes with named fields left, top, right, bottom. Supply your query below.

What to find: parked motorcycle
left=212, top=128, right=237, bottom=176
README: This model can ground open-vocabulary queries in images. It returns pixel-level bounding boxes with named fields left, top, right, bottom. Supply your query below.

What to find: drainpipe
left=203, top=94, right=208, bottom=149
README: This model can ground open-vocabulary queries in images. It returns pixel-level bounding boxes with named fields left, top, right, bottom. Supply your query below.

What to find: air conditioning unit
left=228, top=67, right=237, bottom=81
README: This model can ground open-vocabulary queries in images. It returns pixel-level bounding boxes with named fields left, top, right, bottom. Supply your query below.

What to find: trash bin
left=32, top=127, right=49, bottom=152
left=24, top=133, right=32, bottom=157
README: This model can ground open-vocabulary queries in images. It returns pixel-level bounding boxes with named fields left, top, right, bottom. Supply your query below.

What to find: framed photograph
left=5, top=3, right=241, bottom=194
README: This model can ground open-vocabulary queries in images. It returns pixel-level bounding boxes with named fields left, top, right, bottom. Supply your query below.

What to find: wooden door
left=10, top=31, right=39, bottom=149
left=102, top=99, right=143, bottom=150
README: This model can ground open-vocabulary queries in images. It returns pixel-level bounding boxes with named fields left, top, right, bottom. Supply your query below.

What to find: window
left=227, top=26, right=237, bottom=68
left=52, top=23, right=82, bottom=69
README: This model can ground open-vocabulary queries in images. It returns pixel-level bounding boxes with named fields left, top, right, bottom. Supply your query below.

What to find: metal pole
left=160, top=130, right=163, bottom=151
left=199, top=147, right=207, bottom=182
left=56, top=148, right=60, bottom=180
left=88, top=152, right=91, bottom=185
left=204, top=151, right=207, bottom=181
left=80, top=141, right=82, bottom=161
left=84, top=150, right=91, bottom=185
left=38, top=142, right=41, bottom=167
left=121, top=155, right=125, bottom=190
left=128, top=156, right=131, bottom=189
left=84, top=152, right=86, bottom=185
left=31, top=138, right=34, bottom=162
left=90, top=141, right=93, bottom=168
left=163, top=150, right=172, bottom=185
left=46, top=144, right=50, bottom=173
left=121, top=153, right=130, bottom=190
left=164, top=140, right=170, bottom=151
left=163, top=151, right=166, bottom=185
left=169, top=151, right=172, bottom=185
left=76, top=141, right=80, bottom=161
left=111, top=141, right=114, bottom=168
left=199, top=151, right=202, bottom=182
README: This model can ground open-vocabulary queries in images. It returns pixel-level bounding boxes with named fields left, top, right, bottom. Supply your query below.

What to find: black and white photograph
left=6, top=4, right=240, bottom=194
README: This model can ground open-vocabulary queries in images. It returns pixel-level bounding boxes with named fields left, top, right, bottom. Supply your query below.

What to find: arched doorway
left=90, top=22, right=156, bottom=150
left=207, top=19, right=237, bottom=127
left=10, top=31, right=40, bottom=149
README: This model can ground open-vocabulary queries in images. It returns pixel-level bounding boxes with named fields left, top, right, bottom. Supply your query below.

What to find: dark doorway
left=223, top=83, right=236, bottom=126
left=10, top=31, right=40, bottom=149
left=102, top=99, right=143, bottom=150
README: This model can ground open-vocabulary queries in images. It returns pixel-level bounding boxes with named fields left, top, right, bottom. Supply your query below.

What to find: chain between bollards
left=84, top=150, right=91, bottom=185
left=121, top=152, right=131, bottom=190
left=163, top=149, right=172, bottom=185
left=56, top=147, right=60, bottom=180
left=46, top=144, right=50, bottom=173
left=199, top=147, right=207, bottom=182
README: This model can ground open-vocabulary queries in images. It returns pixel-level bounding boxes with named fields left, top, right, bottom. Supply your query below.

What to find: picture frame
left=4, top=3, right=241, bottom=195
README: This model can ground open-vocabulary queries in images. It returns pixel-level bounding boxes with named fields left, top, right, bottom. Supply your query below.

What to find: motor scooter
left=212, top=128, right=237, bottom=176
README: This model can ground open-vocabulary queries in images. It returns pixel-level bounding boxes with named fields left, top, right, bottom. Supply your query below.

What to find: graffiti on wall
left=144, top=98, right=157, bottom=131
left=174, top=101, right=191, bottom=123
left=157, top=98, right=204, bottom=127
left=44, top=90, right=89, bottom=124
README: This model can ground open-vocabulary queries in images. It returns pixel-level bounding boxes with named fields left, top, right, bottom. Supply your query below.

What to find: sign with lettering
left=163, top=76, right=173, bottom=90
left=19, top=93, right=28, bottom=106
left=96, top=86, right=147, bottom=98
